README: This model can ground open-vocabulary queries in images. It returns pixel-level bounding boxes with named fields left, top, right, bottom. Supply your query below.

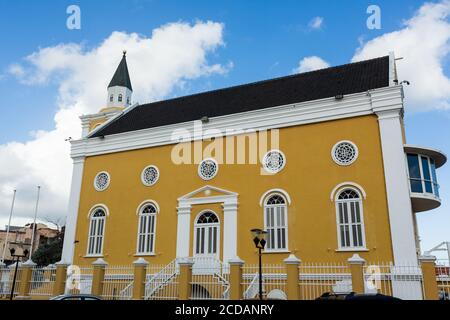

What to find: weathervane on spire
left=123, top=50, right=127, bottom=57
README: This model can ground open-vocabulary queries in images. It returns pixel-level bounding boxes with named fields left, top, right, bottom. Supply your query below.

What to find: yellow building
left=61, top=52, right=446, bottom=298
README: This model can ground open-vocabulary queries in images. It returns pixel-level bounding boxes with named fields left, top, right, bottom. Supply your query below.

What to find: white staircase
left=144, top=259, right=178, bottom=299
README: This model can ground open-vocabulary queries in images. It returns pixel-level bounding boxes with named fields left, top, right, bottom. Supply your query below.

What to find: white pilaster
left=61, top=156, right=85, bottom=264
left=375, top=108, right=417, bottom=264
left=222, top=199, right=238, bottom=264
left=176, top=202, right=191, bottom=258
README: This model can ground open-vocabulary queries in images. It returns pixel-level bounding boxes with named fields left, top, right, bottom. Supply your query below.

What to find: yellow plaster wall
left=73, top=115, right=394, bottom=266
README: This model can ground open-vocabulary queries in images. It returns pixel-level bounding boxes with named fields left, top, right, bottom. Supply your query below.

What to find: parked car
left=316, top=292, right=401, bottom=301
left=50, top=294, right=102, bottom=300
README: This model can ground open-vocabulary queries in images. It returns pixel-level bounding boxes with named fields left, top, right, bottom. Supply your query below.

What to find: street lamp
left=250, top=228, right=268, bottom=300
left=9, top=247, right=29, bottom=300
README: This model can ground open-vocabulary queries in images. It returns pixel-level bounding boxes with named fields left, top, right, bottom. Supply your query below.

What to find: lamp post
left=250, top=228, right=268, bottom=300
left=9, top=247, right=29, bottom=300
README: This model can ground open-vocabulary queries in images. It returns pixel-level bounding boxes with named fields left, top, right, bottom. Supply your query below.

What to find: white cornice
left=71, top=86, right=404, bottom=159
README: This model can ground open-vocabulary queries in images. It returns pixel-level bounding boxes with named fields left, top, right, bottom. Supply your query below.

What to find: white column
left=61, top=156, right=85, bottom=264
left=176, top=202, right=191, bottom=258
left=376, top=109, right=417, bottom=263
left=222, top=198, right=238, bottom=264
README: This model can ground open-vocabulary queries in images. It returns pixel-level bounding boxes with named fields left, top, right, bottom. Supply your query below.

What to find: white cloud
left=0, top=21, right=229, bottom=228
left=7, top=63, right=25, bottom=78
left=309, top=17, right=324, bottom=30
left=293, top=56, right=330, bottom=73
left=352, top=0, right=450, bottom=112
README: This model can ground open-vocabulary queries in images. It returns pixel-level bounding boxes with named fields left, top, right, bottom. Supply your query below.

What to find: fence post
left=229, top=257, right=244, bottom=300
left=419, top=255, right=439, bottom=300
left=91, top=258, right=107, bottom=297
left=284, top=254, right=301, bottom=300
left=16, top=259, right=36, bottom=299
left=178, top=258, right=193, bottom=300
left=132, top=258, right=148, bottom=300
left=53, top=262, right=68, bottom=296
left=348, top=254, right=366, bottom=294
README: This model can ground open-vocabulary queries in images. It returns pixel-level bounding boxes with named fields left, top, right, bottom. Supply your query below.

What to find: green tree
left=31, top=228, right=64, bottom=266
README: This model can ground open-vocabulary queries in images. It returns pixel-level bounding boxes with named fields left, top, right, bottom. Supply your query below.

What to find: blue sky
left=0, top=0, right=449, bottom=260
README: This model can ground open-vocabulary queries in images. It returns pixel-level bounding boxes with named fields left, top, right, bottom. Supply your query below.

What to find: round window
left=198, top=159, right=218, bottom=180
left=262, top=150, right=286, bottom=174
left=332, top=141, right=359, bottom=166
left=141, top=165, right=160, bottom=186
left=94, top=171, right=110, bottom=191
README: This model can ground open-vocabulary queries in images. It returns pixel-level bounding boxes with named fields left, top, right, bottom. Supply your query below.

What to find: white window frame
left=141, top=165, right=160, bottom=186
left=263, top=193, right=289, bottom=253
left=334, top=187, right=367, bottom=251
left=331, top=140, right=359, bottom=166
left=198, top=158, right=219, bottom=181
left=193, top=210, right=220, bottom=258
left=136, top=202, right=158, bottom=255
left=262, top=149, right=287, bottom=174
left=406, top=154, right=439, bottom=197
left=93, top=171, right=110, bottom=192
left=86, top=206, right=107, bottom=257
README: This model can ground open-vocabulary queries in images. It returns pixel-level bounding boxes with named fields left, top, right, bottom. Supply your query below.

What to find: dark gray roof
left=93, top=56, right=389, bottom=138
left=108, top=52, right=132, bottom=91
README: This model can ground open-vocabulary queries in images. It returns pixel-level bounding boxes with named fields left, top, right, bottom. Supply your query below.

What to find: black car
left=316, top=292, right=401, bottom=301
left=50, top=294, right=102, bottom=300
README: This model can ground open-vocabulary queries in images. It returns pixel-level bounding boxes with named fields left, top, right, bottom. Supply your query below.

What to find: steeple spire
left=108, top=50, right=132, bottom=91
left=106, top=51, right=133, bottom=108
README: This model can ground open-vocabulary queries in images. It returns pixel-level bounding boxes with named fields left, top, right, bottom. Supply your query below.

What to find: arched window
left=127, top=96, right=130, bottom=105
left=194, top=211, right=219, bottom=257
left=335, top=188, right=366, bottom=249
left=109, top=94, right=113, bottom=102
left=118, top=94, right=123, bottom=102
left=264, top=194, right=288, bottom=251
left=87, top=207, right=106, bottom=256
left=137, top=203, right=158, bottom=254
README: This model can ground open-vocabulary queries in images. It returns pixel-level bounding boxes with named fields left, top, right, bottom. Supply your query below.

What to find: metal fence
left=65, top=266, right=93, bottom=295
left=0, top=264, right=22, bottom=298
left=436, top=265, right=450, bottom=300
left=299, top=262, right=352, bottom=300
left=190, top=257, right=230, bottom=300
left=144, top=261, right=179, bottom=300
left=242, top=264, right=286, bottom=300
left=102, top=265, right=134, bottom=300
left=364, top=262, right=424, bottom=300
left=29, top=265, right=56, bottom=297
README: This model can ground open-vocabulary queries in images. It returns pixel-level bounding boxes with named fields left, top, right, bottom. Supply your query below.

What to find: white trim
left=331, top=140, right=359, bottom=166
left=60, top=157, right=85, bottom=264
left=140, top=165, right=160, bottom=186
left=86, top=203, right=110, bottom=218
left=336, top=248, right=369, bottom=252
left=71, top=86, right=404, bottom=159
left=262, top=149, right=286, bottom=174
left=85, top=102, right=139, bottom=139
left=135, top=200, right=160, bottom=215
left=330, top=182, right=367, bottom=201
left=178, top=185, right=238, bottom=200
left=259, top=189, right=292, bottom=206
left=93, top=171, right=110, bottom=192
left=388, top=52, right=397, bottom=86
left=193, top=210, right=220, bottom=259
left=198, top=158, right=219, bottom=181
left=176, top=185, right=238, bottom=264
